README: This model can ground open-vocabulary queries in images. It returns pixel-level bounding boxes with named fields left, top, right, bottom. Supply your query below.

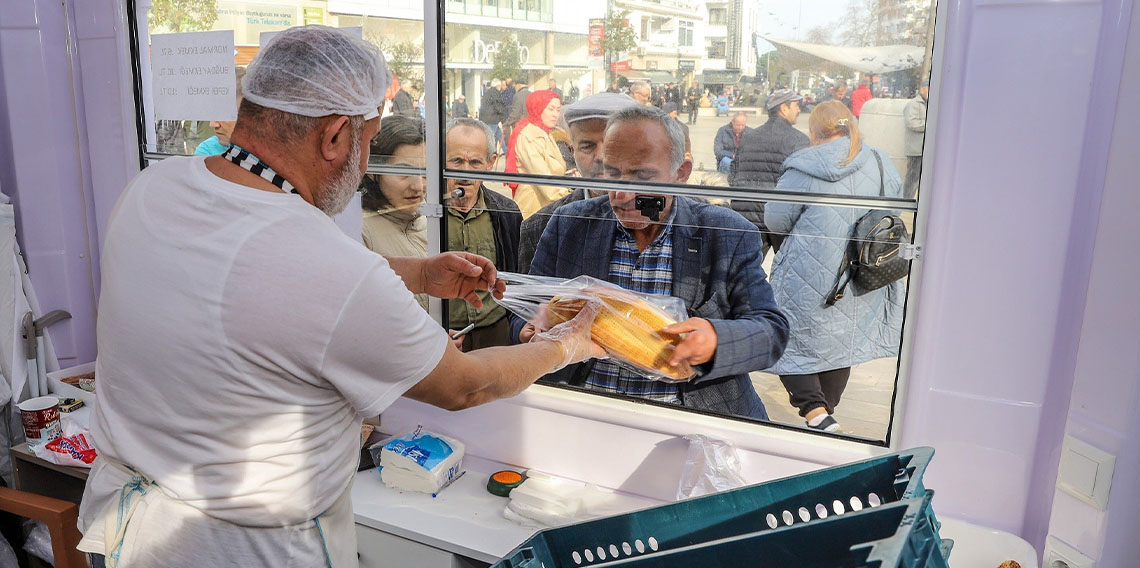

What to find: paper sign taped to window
left=150, top=30, right=237, bottom=122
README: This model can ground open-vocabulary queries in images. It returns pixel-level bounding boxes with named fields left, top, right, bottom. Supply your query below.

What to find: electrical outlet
left=1044, top=536, right=1095, bottom=568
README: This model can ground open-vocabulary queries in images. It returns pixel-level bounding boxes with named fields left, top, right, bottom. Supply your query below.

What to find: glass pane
left=437, top=0, right=935, bottom=442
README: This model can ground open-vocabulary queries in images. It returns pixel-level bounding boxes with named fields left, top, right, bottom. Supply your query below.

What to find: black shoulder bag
left=825, top=151, right=911, bottom=306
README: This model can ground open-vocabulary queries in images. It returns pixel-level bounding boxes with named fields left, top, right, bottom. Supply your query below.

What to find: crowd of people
left=356, top=76, right=913, bottom=433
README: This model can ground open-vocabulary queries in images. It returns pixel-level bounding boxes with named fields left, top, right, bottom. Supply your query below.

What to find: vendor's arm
left=385, top=251, right=506, bottom=307
left=324, top=265, right=604, bottom=416
left=406, top=302, right=605, bottom=410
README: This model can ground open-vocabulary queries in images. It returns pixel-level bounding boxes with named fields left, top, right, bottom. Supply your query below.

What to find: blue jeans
left=718, top=157, right=733, bottom=174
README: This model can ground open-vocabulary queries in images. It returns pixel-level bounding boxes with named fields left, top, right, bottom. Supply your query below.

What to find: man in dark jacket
left=391, top=86, right=416, bottom=117
left=451, top=94, right=470, bottom=118
left=714, top=112, right=751, bottom=173
left=479, top=79, right=509, bottom=150
left=444, top=118, right=522, bottom=351
left=517, top=92, right=640, bottom=273
left=546, top=78, right=563, bottom=101
left=686, top=85, right=701, bottom=124
left=729, top=89, right=809, bottom=253
left=511, top=105, right=789, bottom=419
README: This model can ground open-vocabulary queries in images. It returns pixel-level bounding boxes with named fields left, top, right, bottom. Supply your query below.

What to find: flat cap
left=765, top=88, right=803, bottom=111
left=562, top=92, right=640, bottom=124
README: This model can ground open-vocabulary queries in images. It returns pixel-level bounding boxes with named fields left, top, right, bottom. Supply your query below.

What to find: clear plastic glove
left=533, top=300, right=608, bottom=370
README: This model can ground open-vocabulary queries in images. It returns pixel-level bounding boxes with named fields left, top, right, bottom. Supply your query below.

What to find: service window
left=129, top=0, right=938, bottom=445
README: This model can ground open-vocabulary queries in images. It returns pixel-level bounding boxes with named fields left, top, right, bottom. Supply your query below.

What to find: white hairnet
left=242, top=25, right=391, bottom=120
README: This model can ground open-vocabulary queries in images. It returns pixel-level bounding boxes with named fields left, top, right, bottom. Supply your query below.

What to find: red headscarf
left=504, top=90, right=560, bottom=192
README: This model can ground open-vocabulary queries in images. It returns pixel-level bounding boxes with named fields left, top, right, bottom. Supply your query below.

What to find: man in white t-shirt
left=77, top=26, right=603, bottom=567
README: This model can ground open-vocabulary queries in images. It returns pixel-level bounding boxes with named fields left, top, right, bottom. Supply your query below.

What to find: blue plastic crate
left=493, top=447, right=949, bottom=568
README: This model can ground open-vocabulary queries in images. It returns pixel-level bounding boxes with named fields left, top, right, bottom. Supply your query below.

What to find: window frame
left=124, top=0, right=947, bottom=450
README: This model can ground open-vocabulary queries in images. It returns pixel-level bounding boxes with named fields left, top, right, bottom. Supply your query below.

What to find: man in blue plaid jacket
left=510, top=105, right=788, bottom=420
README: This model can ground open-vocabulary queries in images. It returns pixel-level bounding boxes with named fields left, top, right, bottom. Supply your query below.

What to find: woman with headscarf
left=763, top=100, right=905, bottom=434
left=360, top=115, right=429, bottom=310
left=505, top=89, right=568, bottom=218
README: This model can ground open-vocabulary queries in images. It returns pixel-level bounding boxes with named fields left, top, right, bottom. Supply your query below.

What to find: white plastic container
left=938, top=517, right=1039, bottom=568
left=46, top=361, right=96, bottom=406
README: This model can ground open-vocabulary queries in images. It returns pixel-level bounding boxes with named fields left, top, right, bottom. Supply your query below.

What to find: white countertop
left=352, top=466, right=534, bottom=563
left=351, top=463, right=661, bottom=564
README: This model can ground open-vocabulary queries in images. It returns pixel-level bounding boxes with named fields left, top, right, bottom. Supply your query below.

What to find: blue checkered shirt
left=584, top=216, right=679, bottom=402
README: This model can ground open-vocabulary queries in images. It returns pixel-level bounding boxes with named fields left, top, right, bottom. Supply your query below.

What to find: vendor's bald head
left=603, top=105, right=691, bottom=231
left=229, top=25, right=390, bottom=216
left=560, top=92, right=639, bottom=179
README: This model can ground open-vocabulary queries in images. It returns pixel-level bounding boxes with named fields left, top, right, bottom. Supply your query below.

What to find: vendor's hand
left=518, top=305, right=553, bottom=343
left=533, top=301, right=607, bottom=369
left=421, top=252, right=506, bottom=307
left=661, top=317, right=718, bottom=368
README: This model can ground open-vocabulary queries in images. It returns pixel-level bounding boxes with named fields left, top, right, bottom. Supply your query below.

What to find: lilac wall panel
left=1047, top=1, right=1140, bottom=561
left=71, top=0, right=138, bottom=262
left=900, top=0, right=1105, bottom=537
left=0, top=0, right=99, bottom=366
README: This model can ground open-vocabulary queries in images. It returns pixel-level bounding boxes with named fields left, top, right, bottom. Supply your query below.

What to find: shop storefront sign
left=610, top=60, right=630, bottom=72
left=678, top=59, right=695, bottom=71
left=473, top=39, right=531, bottom=66
left=215, top=1, right=296, bottom=44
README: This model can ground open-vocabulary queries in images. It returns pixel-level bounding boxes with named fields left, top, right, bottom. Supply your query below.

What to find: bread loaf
left=548, top=287, right=694, bottom=381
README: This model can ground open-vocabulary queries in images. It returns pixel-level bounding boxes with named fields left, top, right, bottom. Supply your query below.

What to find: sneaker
left=807, top=415, right=842, bottom=433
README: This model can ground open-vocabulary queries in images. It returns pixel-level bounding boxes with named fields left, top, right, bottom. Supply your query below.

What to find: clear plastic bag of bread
left=498, top=272, right=695, bottom=382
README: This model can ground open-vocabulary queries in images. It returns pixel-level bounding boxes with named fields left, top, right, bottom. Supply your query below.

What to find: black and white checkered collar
left=222, top=145, right=297, bottom=194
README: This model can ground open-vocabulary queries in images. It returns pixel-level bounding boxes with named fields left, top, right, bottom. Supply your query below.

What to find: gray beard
left=315, top=131, right=363, bottom=216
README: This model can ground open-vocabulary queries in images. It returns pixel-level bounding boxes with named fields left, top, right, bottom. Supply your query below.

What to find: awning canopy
left=701, top=69, right=742, bottom=84
left=760, top=36, right=924, bottom=75
left=618, top=70, right=677, bottom=83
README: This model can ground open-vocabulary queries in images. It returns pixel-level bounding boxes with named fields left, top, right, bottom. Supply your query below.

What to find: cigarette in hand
left=451, top=323, right=476, bottom=340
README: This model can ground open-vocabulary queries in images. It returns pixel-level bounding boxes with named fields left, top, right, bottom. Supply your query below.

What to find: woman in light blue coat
left=764, top=101, right=905, bottom=433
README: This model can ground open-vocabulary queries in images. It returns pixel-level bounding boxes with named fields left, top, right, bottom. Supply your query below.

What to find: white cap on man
left=242, top=25, right=391, bottom=120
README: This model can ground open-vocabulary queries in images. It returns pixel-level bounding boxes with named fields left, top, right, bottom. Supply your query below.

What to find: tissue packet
left=370, top=429, right=465, bottom=494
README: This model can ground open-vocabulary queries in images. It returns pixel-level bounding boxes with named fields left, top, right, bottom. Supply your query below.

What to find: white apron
left=81, top=459, right=357, bottom=568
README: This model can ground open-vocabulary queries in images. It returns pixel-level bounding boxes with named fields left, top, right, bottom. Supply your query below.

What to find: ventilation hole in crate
left=815, top=503, right=829, bottom=519
left=798, top=507, right=811, bottom=522
left=766, top=513, right=778, bottom=528
left=782, top=510, right=794, bottom=525
left=596, top=547, right=606, bottom=560
left=572, top=551, right=582, bottom=565
left=584, top=549, right=594, bottom=562
left=833, top=500, right=845, bottom=515
left=850, top=496, right=864, bottom=511
left=622, top=542, right=633, bottom=556
left=610, top=544, right=619, bottom=558
left=868, top=493, right=882, bottom=507
left=648, top=537, right=659, bottom=551
left=635, top=539, right=645, bottom=554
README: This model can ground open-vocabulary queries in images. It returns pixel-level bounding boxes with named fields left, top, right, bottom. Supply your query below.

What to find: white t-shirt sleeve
left=320, top=261, right=449, bottom=416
